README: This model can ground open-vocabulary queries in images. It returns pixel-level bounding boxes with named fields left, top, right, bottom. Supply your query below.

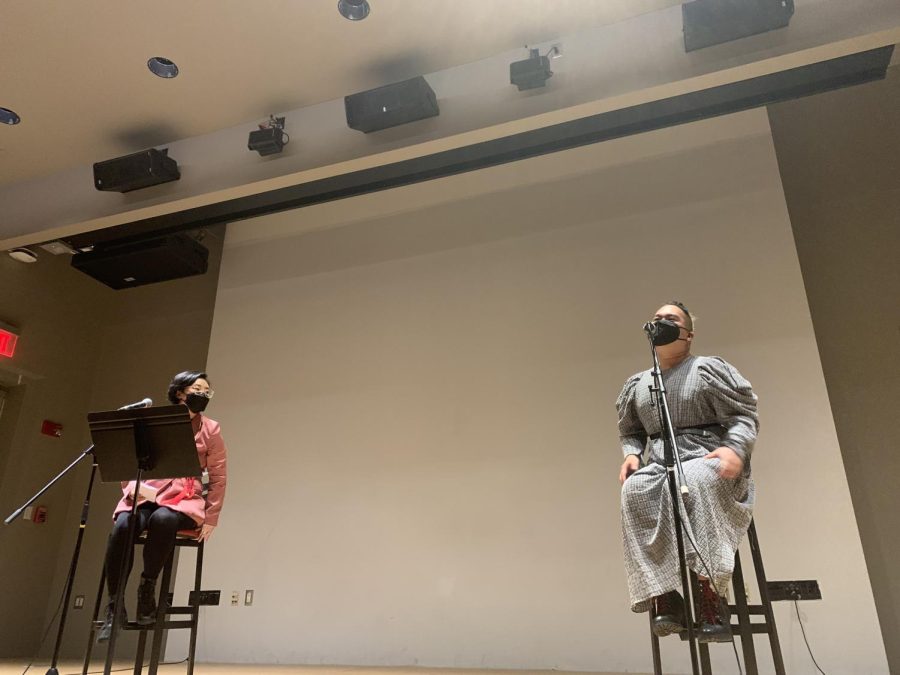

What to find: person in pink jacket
left=97, top=370, right=227, bottom=642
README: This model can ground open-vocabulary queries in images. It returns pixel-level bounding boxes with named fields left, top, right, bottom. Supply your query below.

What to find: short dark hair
left=667, top=300, right=694, bottom=331
left=167, top=371, right=210, bottom=405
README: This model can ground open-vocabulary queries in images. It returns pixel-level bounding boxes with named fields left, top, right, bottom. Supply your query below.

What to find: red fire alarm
left=0, top=321, right=18, bottom=359
left=41, top=420, right=63, bottom=437
left=34, top=505, right=48, bottom=524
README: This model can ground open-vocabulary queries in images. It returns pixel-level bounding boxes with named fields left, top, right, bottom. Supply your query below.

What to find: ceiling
left=0, top=0, right=682, bottom=186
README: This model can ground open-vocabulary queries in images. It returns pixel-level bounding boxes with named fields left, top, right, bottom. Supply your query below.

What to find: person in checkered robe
left=617, top=302, right=757, bottom=643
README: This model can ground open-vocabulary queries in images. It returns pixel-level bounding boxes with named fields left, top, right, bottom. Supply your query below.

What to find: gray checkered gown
left=617, top=355, right=757, bottom=613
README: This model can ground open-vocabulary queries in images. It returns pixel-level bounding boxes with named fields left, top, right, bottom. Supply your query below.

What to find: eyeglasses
left=187, top=389, right=214, bottom=399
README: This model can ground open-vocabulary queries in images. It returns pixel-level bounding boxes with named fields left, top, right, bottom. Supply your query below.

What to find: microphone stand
left=4, top=445, right=98, bottom=675
left=646, top=331, right=701, bottom=675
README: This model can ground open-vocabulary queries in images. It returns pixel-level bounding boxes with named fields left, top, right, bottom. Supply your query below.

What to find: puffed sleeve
left=616, top=373, right=647, bottom=459
left=698, top=357, right=759, bottom=464
left=202, top=420, right=227, bottom=526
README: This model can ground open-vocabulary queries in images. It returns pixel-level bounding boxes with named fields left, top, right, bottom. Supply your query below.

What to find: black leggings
left=105, top=504, right=196, bottom=597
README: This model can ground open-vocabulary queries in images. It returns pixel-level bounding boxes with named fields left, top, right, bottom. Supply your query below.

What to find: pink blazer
left=114, top=414, right=227, bottom=527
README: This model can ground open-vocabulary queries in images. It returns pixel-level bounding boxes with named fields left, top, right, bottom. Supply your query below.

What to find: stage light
left=510, top=48, right=554, bottom=91
left=248, top=115, right=289, bottom=157
left=338, top=0, right=370, bottom=21
left=147, top=56, right=179, bottom=78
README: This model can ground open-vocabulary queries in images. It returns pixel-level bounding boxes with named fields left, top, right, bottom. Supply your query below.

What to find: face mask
left=646, top=319, right=690, bottom=346
left=185, top=393, right=210, bottom=413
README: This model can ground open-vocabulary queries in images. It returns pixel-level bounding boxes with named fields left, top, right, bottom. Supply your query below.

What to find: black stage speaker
left=683, top=0, right=794, bottom=52
left=345, top=76, right=439, bottom=133
left=71, top=233, right=208, bottom=289
left=93, top=148, right=180, bottom=193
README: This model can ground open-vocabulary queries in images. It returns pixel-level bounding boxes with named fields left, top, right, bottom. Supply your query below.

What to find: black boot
left=136, top=575, right=158, bottom=625
left=96, top=598, right=127, bottom=643
left=697, top=578, right=732, bottom=643
left=651, top=590, right=686, bottom=637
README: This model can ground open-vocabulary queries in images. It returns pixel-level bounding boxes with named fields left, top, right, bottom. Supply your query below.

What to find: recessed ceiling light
left=0, top=107, right=21, bottom=125
left=8, top=247, right=38, bottom=263
left=338, top=0, right=370, bottom=21
left=147, top=57, right=179, bottom=79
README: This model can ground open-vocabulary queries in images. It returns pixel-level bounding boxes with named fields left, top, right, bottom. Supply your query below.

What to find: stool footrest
left=167, top=605, right=199, bottom=614
left=159, top=620, right=194, bottom=630
left=727, top=604, right=767, bottom=615
left=677, top=621, right=777, bottom=641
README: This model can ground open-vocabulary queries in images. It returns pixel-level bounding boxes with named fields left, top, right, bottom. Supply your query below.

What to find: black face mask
left=185, top=393, right=210, bottom=414
left=645, top=319, right=689, bottom=346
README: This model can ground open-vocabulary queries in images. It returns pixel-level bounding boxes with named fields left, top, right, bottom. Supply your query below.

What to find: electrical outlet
left=73, top=595, right=84, bottom=610
left=189, top=590, right=221, bottom=606
left=244, top=590, right=254, bottom=606
left=230, top=591, right=239, bottom=606
left=767, top=579, right=822, bottom=601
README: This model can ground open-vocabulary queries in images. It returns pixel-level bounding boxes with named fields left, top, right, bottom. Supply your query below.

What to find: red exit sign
left=0, top=323, right=19, bottom=358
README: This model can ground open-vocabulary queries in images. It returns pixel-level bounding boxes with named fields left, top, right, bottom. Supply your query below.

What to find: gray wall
left=769, top=64, right=900, bottom=675
left=177, top=109, right=886, bottom=674
left=0, top=227, right=224, bottom=659
left=0, top=253, right=111, bottom=657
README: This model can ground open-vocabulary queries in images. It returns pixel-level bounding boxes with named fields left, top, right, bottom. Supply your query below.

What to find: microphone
left=118, top=397, right=153, bottom=410
left=643, top=320, right=681, bottom=346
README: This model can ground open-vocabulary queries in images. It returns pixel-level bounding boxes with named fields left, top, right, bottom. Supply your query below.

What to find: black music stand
left=88, top=405, right=200, bottom=675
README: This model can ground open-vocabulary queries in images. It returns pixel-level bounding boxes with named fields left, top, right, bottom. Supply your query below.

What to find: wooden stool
left=649, top=520, right=785, bottom=675
left=83, top=529, right=204, bottom=675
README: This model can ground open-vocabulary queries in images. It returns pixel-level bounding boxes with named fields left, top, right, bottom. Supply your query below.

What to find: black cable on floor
left=794, top=600, right=827, bottom=675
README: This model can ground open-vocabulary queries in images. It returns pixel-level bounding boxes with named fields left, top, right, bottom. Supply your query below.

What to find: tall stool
left=649, top=520, right=785, bottom=675
left=83, top=530, right=204, bottom=675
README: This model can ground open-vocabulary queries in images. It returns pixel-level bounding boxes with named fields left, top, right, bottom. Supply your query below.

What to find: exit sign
left=0, top=323, right=19, bottom=358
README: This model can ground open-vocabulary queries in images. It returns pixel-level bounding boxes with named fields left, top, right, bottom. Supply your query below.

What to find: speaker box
left=93, top=148, right=180, bottom=193
left=71, top=233, right=208, bottom=289
left=345, top=76, right=439, bottom=133
left=682, top=0, right=794, bottom=52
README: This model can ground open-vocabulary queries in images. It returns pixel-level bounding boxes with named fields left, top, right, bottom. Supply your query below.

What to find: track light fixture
left=248, top=115, right=289, bottom=156
left=338, top=0, right=370, bottom=21
left=510, top=47, right=557, bottom=91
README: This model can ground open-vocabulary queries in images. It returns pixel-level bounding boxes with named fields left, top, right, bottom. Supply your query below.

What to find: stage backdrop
left=169, top=108, right=888, bottom=674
